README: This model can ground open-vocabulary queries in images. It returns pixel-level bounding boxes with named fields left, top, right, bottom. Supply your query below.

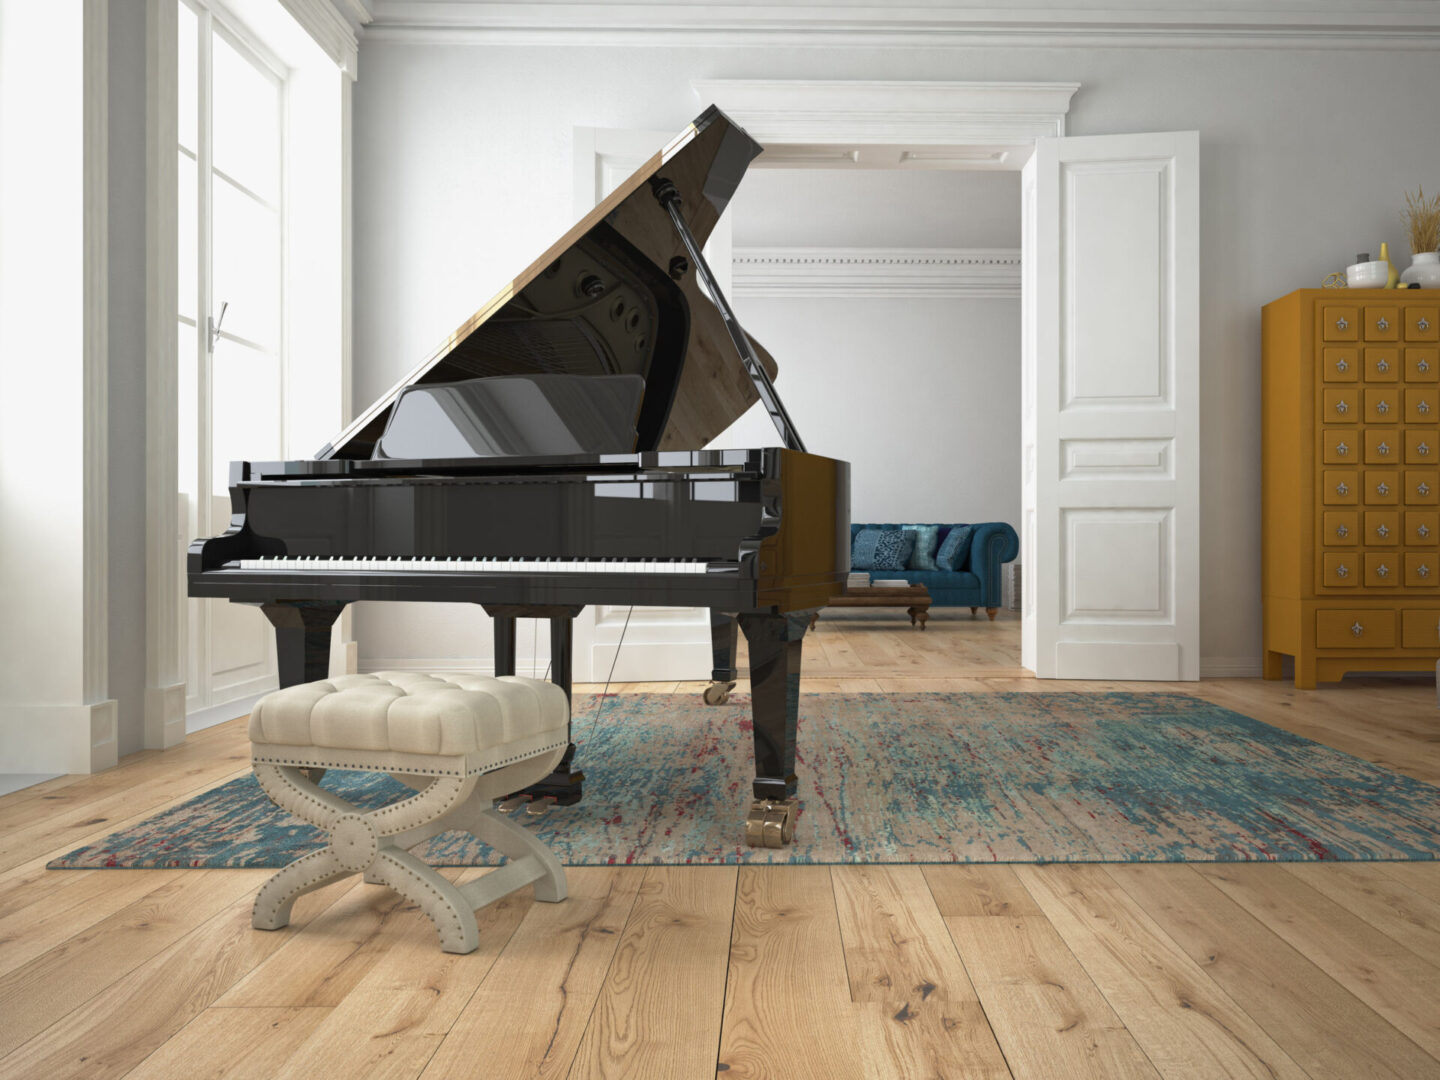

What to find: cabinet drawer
left=1407, top=510, right=1438, bottom=544
left=1365, top=347, right=1400, bottom=381
left=1406, top=346, right=1438, bottom=381
left=1401, top=609, right=1440, bottom=648
left=1366, top=305, right=1400, bottom=341
left=1405, top=553, right=1439, bottom=588
left=1406, top=469, right=1438, bottom=504
left=1323, top=389, right=1357, bottom=423
left=1364, top=388, right=1399, bottom=423
left=1406, top=306, right=1439, bottom=342
left=1322, top=469, right=1358, bottom=504
left=1405, top=388, right=1437, bottom=423
left=1365, top=510, right=1399, bottom=545
left=1323, top=306, right=1359, bottom=342
left=1322, top=552, right=1358, bottom=587
left=1405, top=430, right=1438, bottom=465
left=1322, top=429, right=1358, bottom=464
left=1365, top=470, right=1399, bottom=504
left=1365, top=552, right=1400, bottom=587
left=1317, top=609, right=1395, bottom=648
left=1323, top=347, right=1359, bottom=382
left=1323, top=511, right=1357, bottom=545
left=1365, top=429, right=1400, bottom=464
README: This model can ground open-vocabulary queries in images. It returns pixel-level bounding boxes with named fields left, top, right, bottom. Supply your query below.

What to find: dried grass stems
left=1403, top=186, right=1440, bottom=255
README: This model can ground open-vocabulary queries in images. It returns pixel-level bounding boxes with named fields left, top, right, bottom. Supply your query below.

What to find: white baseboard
left=186, top=690, right=268, bottom=734
left=1200, top=657, right=1265, bottom=678
left=0, top=700, right=118, bottom=774
left=145, top=682, right=186, bottom=749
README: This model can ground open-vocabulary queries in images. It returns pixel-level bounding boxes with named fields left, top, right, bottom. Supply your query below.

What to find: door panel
left=1023, top=131, right=1199, bottom=679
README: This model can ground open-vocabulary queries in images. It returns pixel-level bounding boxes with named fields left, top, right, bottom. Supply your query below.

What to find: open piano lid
left=320, top=106, right=777, bottom=461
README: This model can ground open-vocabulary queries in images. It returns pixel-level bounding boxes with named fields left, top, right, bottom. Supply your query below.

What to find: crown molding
left=364, top=2, right=1440, bottom=49
left=695, top=79, right=1076, bottom=145
left=733, top=247, right=1021, bottom=299
left=280, top=0, right=370, bottom=74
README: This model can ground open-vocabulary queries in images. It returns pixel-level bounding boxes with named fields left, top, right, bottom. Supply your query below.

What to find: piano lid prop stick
left=650, top=176, right=807, bottom=454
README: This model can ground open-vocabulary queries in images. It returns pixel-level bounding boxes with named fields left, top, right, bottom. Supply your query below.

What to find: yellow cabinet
left=1264, top=290, right=1440, bottom=688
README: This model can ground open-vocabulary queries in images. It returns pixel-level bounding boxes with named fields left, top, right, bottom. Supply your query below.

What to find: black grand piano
left=189, top=106, right=850, bottom=847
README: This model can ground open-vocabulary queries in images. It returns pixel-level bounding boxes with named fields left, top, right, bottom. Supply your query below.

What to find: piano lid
left=321, top=106, right=779, bottom=461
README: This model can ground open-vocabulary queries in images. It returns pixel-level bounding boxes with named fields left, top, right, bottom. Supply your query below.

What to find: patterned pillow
left=902, top=525, right=939, bottom=570
left=851, top=528, right=883, bottom=569
left=872, top=529, right=914, bottom=571
left=936, top=524, right=974, bottom=571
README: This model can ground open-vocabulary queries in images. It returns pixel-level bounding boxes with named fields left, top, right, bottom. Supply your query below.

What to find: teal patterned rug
left=49, top=692, right=1440, bottom=867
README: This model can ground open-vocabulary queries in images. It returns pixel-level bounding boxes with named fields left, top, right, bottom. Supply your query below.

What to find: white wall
left=350, top=40, right=1440, bottom=675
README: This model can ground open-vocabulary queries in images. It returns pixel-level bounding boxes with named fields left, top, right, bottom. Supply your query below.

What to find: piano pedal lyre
left=495, top=795, right=531, bottom=814
left=744, top=798, right=797, bottom=848
left=702, top=680, right=736, bottom=706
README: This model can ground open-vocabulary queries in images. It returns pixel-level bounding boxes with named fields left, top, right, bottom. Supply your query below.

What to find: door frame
left=571, top=79, right=1080, bottom=681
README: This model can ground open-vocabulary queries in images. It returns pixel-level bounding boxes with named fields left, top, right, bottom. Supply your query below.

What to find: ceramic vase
left=1401, top=251, right=1440, bottom=288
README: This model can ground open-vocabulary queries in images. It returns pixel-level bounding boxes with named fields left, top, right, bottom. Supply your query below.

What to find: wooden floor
left=2, top=609, right=1439, bottom=1079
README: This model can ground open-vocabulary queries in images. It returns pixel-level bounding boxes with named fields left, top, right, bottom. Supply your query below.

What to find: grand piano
left=189, top=106, right=850, bottom=847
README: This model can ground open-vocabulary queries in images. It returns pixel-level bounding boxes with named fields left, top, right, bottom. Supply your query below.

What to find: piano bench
left=246, top=672, right=570, bottom=954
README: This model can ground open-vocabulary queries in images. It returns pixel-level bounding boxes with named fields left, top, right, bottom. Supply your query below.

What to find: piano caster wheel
left=744, top=798, right=797, bottom=848
left=703, top=681, right=736, bottom=706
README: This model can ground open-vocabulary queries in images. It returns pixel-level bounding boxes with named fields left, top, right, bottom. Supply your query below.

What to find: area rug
left=50, top=692, right=1440, bottom=867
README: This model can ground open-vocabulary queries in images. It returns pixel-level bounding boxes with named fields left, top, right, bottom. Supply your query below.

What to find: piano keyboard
left=236, top=556, right=713, bottom=575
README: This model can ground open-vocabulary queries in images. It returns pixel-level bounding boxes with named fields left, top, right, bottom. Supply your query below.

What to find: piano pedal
left=496, top=795, right=531, bottom=814
left=743, top=797, right=797, bottom=848
left=703, top=680, right=736, bottom=706
left=524, top=795, right=557, bottom=817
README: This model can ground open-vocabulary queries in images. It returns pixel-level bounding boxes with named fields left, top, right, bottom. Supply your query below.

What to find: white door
left=178, top=0, right=285, bottom=714
left=1021, top=131, right=1199, bottom=681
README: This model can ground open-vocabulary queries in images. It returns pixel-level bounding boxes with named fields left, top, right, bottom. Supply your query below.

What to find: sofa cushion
left=853, top=527, right=913, bottom=570
left=904, top=570, right=982, bottom=594
left=901, top=524, right=940, bottom=570
left=936, top=524, right=974, bottom=571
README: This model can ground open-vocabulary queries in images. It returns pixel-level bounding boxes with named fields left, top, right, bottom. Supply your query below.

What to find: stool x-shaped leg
left=252, top=761, right=567, bottom=953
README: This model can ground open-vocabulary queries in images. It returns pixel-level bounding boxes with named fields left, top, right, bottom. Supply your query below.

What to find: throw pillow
left=936, top=524, right=974, bottom=571
left=850, top=528, right=883, bottom=569
left=871, top=529, right=914, bottom=571
left=902, top=524, right=939, bottom=570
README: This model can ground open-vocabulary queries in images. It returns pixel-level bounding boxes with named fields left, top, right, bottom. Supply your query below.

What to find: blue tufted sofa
left=850, top=522, right=1019, bottom=616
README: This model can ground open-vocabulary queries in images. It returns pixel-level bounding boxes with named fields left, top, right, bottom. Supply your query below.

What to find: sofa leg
left=986, top=608, right=997, bottom=621
left=970, top=607, right=978, bottom=618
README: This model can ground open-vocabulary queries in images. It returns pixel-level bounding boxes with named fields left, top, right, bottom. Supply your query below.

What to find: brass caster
left=703, top=680, right=736, bottom=706
left=744, top=798, right=798, bottom=848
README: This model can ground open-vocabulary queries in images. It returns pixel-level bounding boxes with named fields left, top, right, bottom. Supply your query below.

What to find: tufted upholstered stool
left=248, top=671, right=570, bottom=954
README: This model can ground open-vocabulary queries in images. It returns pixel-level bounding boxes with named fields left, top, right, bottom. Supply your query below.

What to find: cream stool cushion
left=247, top=672, right=569, bottom=954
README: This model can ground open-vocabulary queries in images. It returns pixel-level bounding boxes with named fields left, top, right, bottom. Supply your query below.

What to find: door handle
left=207, top=301, right=229, bottom=351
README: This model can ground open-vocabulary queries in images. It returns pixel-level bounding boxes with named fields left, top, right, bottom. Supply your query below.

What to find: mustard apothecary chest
left=1263, top=288, right=1440, bottom=687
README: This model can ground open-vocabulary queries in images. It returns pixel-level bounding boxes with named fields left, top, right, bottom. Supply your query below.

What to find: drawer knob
left=1336, top=441, right=1350, bottom=456
left=1377, top=523, right=1390, bottom=538
left=1337, top=481, right=1350, bottom=495
left=1377, top=482, right=1391, bottom=496
left=1377, top=317, right=1391, bottom=331
left=1336, top=357, right=1350, bottom=372
left=1378, top=441, right=1392, bottom=455
left=1336, top=399, right=1350, bottom=414
left=1421, top=359, right=1432, bottom=373
left=1421, top=524, right=1432, bottom=537
left=1351, top=620, right=1364, bottom=636
left=1337, top=564, right=1350, bottom=577
left=1336, top=524, right=1349, bottom=537
left=1377, top=563, right=1391, bottom=577
left=1377, top=400, right=1391, bottom=414
left=1421, top=564, right=1432, bottom=578
left=1422, top=401, right=1433, bottom=414
left=1336, top=317, right=1350, bottom=330
left=1421, top=317, right=1432, bottom=331
left=1378, top=358, right=1391, bottom=372
left=1421, top=442, right=1432, bottom=456
left=1421, top=483, right=1432, bottom=496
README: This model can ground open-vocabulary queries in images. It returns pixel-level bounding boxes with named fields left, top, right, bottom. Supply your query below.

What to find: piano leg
left=737, top=610, right=813, bottom=847
left=704, top=611, right=739, bottom=705
left=492, top=616, right=517, bottom=677
left=262, top=601, right=345, bottom=687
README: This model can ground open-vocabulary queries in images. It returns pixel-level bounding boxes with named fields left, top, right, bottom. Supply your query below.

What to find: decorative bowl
left=1347, top=260, right=1389, bottom=288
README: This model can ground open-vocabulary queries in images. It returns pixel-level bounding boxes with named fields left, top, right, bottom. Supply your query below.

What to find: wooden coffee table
left=810, top=584, right=932, bottom=630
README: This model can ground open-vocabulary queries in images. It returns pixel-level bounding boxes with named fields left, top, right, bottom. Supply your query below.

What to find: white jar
left=1401, top=251, right=1440, bottom=288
